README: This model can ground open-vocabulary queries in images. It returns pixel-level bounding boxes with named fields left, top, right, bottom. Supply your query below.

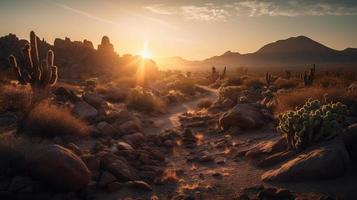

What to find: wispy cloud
left=47, top=0, right=120, bottom=26
left=181, top=5, right=230, bottom=22
left=145, top=0, right=357, bottom=21
left=144, top=4, right=175, bottom=15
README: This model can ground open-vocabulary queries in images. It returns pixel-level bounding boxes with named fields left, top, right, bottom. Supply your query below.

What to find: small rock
left=125, top=180, right=152, bottom=191
left=117, top=141, right=134, bottom=151
left=98, top=171, right=117, bottom=188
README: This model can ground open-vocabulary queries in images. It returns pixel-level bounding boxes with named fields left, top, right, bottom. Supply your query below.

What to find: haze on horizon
left=1, top=0, right=357, bottom=60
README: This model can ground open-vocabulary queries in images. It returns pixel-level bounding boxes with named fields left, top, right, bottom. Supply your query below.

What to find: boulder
left=262, top=137, right=350, bottom=182
left=28, top=144, right=91, bottom=191
left=73, top=101, right=98, bottom=120
left=98, top=171, right=117, bottom=188
left=219, top=104, right=265, bottom=130
left=100, top=153, right=138, bottom=182
left=343, top=124, right=357, bottom=159
left=83, top=93, right=108, bottom=110
left=96, top=121, right=116, bottom=136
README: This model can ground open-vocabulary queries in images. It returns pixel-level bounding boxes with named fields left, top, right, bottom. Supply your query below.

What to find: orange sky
left=1, top=0, right=357, bottom=60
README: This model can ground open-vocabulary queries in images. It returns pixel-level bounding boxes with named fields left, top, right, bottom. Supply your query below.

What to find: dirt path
left=144, top=86, right=219, bottom=134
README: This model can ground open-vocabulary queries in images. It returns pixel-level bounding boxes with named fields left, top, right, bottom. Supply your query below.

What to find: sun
left=140, top=40, right=151, bottom=59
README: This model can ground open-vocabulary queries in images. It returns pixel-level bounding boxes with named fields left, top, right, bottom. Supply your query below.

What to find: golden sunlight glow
left=140, top=40, right=151, bottom=59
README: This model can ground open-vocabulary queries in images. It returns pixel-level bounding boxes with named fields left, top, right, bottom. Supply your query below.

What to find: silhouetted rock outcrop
left=0, top=33, right=159, bottom=82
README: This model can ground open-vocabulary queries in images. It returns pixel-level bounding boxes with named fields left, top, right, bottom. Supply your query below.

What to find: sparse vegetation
left=24, top=101, right=89, bottom=137
left=218, top=85, right=245, bottom=101
left=0, top=84, right=32, bottom=113
left=278, top=99, right=348, bottom=151
left=126, top=86, right=166, bottom=113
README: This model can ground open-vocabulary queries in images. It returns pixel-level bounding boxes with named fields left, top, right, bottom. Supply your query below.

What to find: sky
left=1, top=0, right=357, bottom=60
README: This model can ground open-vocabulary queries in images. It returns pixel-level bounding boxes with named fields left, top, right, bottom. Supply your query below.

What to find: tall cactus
left=8, top=31, right=58, bottom=90
left=303, top=65, right=316, bottom=86
left=285, top=70, right=291, bottom=80
left=265, top=72, right=273, bottom=86
left=220, top=66, right=227, bottom=80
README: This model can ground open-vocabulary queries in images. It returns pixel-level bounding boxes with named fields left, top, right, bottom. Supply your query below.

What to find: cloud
left=233, top=0, right=357, bottom=17
left=144, top=4, right=175, bottom=15
left=145, top=0, right=357, bottom=21
left=181, top=5, right=230, bottom=22
left=48, top=1, right=120, bottom=25
left=145, top=3, right=230, bottom=22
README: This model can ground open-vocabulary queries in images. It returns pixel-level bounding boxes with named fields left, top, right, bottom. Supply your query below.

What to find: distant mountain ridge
left=157, top=36, right=357, bottom=70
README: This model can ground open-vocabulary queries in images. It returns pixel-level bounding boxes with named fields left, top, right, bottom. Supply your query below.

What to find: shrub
left=126, top=86, right=166, bottom=113
left=222, top=77, right=243, bottom=87
left=197, top=98, right=213, bottom=109
left=274, top=78, right=299, bottom=89
left=275, top=86, right=357, bottom=114
left=243, top=78, right=264, bottom=90
left=167, top=78, right=197, bottom=95
left=277, top=99, right=348, bottom=151
left=218, top=86, right=245, bottom=101
left=0, top=84, right=32, bottom=113
left=24, top=102, right=89, bottom=137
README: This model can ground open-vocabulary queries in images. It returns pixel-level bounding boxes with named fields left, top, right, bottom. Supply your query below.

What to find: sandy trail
left=144, top=86, right=218, bottom=134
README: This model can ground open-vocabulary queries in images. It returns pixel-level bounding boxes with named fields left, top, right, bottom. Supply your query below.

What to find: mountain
left=157, top=36, right=357, bottom=71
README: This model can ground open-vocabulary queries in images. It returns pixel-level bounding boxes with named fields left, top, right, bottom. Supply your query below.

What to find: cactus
left=285, top=70, right=291, bottom=80
left=277, top=99, right=348, bottom=152
left=265, top=72, right=273, bottom=86
left=220, top=66, right=227, bottom=80
left=8, top=31, right=58, bottom=90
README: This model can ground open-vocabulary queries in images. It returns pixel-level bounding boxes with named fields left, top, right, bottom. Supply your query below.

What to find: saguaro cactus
left=285, top=70, right=291, bottom=80
left=220, top=66, right=227, bottom=80
left=8, top=31, right=58, bottom=89
left=303, top=65, right=316, bottom=86
left=265, top=72, right=273, bottom=86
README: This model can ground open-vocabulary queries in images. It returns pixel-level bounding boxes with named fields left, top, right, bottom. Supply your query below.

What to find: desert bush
left=0, top=84, right=32, bottom=113
left=24, top=101, right=89, bottom=137
left=243, top=78, right=264, bottom=90
left=165, top=90, right=186, bottom=103
left=278, top=99, right=348, bottom=151
left=218, top=86, right=245, bottom=101
left=197, top=98, right=213, bottom=109
left=167, top=78, right=197, bottom=95
left=222, top=77, right=243, bottom=87
left=126, top=86, right=166, bottom=113
left=276, top=86, right=357, bottom=113
left=274, top=78, right=299, bottom=89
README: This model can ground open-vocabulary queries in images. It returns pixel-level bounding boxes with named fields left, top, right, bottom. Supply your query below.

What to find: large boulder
left=262, top=137, right=350, bottom=182
left=343, top=124, right=357, bottom=159
left=73, top=101, right=98, bottom=120
left=28, top=144, right=91, bottom=191
left=83, top=93, right=108, bottom=110
left=219, top=104, right=265, bottom=130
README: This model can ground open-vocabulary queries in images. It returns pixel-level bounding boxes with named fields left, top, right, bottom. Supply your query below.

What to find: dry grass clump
left=219, top=86, right=246, bottom=101
left=197, top=98, right=213, bottom=109
left=274, top=78, right=299, bottom=89
left=243, top=77, right=265, bottom=89
left=24, top=101, right=89, bottom=137
left=315, top=76, right=353, bottom=88
left=126, top=86, right=166, bottom=113
left=167, top=78, right=197, bottom=95
left=0, top=84, right=32, bottom=113
left=276, top=86, right=357, bottom=113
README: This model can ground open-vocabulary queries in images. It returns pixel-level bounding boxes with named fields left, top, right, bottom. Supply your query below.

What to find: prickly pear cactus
left=277, top=98, right=348, bottom=151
